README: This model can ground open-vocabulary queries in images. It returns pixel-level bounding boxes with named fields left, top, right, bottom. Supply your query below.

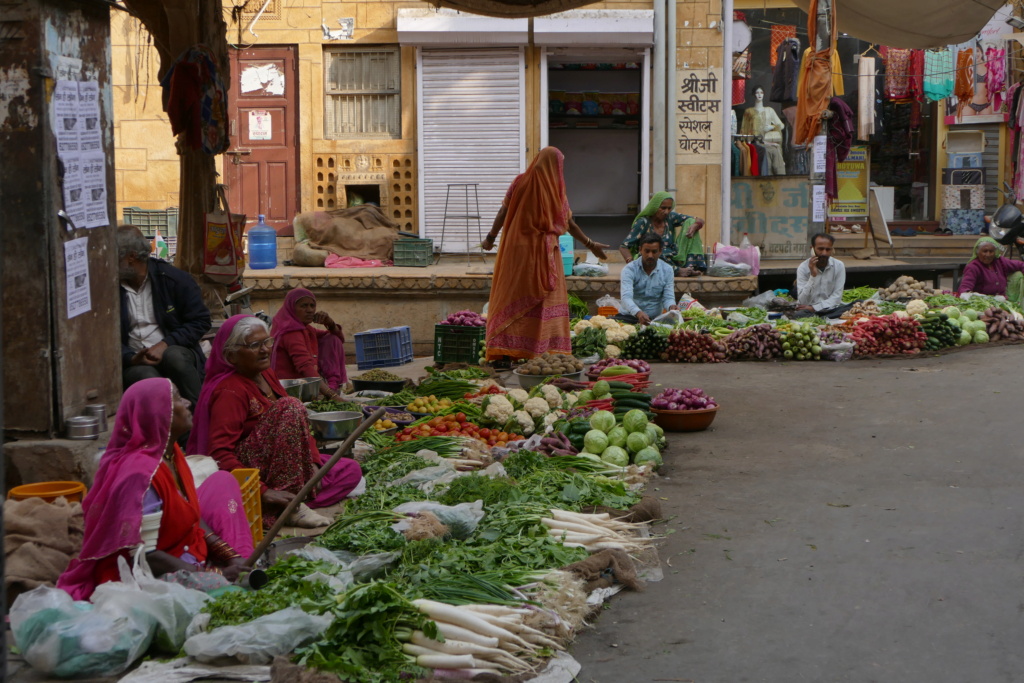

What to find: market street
left=572, top=346, right=1024, bottom=683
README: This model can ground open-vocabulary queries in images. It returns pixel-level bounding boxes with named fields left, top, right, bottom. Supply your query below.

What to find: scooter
left=990, top=182, right=1024, bottom=259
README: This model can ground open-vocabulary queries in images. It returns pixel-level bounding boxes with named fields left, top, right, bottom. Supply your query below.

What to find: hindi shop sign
left=731, top=177, right=810, bottom=259
left=676, top=68, right=723, bottom=164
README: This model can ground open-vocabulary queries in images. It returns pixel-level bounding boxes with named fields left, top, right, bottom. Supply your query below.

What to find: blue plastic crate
left=354, top=326, right=413, bottom=370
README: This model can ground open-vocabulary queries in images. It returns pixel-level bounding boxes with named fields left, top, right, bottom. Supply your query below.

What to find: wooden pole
left=244, top=407, right=387, bottom=566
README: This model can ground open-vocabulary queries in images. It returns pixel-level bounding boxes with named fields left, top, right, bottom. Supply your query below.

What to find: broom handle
left=244, top=407, right=387, bottom=566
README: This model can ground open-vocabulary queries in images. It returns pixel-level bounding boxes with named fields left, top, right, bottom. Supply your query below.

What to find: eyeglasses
left=238, top=337, right=274, bottom=351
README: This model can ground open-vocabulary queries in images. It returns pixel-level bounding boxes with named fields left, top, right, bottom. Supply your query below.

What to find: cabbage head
left=626, top=431, right=649, bottom=454
left=600, top=446, right=629, bottom=467
left=589, top=410, right=616, bottom=433
left=584, top=429, right=609, bottom=454
left=974, top=330, right=990, bottom=344
left=634, top=446, right=662, bottom=469
left=622, top=409, right=649, bottom=433
left=606, top=426, right=628, bottom=449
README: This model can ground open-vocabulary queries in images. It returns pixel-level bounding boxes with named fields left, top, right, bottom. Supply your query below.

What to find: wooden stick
left=244, top=407, right=387, bottom=565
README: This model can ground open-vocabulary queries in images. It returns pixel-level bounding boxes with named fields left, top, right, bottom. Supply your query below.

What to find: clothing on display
left=884, top=48, right=912, bottom=100
left=770, top=25, right=797, bottom=68
left=923, top=49, right=954, bottom=102
left=907, top=49, right=925, bottom=101
left=857, top=56, right=876, bottom=140
left=794, top=0, right=837, bottom=146
left=770, top=38, right=802, bottom=105
left=740, top=105, right=785, bottom=144
left=825, top=97, right=855, bottom=202
left=985, top=46, right=1006, bottom=112
left=954, top=48, right=975, bottom=119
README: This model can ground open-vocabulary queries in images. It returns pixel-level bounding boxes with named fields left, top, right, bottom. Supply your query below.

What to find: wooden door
left=225, top=46, right=299, bottom=230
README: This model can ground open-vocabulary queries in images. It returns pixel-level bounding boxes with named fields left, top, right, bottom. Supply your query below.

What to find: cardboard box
left=940, top=209, right=986, bottom=235
left=942, top=185, right=986, bottom=210
left=947, top=152, right=983, bottom=168
left=941, top=167, right=986, bottom=185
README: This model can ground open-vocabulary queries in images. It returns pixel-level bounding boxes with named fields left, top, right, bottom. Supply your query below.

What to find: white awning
left=790, top=0, right=1005, bottom=49
left=397, top=9, right=528, bottom=46
left=533, top=10, right=655, bottom=47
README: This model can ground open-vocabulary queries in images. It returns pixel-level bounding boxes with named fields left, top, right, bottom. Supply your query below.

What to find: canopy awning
left=789, top=0, right=1006, bottom=49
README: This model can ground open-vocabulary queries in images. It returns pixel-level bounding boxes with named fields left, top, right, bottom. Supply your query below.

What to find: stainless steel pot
left=83, top=404, right=108, bottom=432
left=66, top=416, right=99, bottom=440
left=280, top=377, right=322, bottom=402
left=307, top=410, right=362, bottom=440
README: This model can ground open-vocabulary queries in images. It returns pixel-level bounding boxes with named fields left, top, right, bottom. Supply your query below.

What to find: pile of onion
left=439, top=310, right=486, bottom=327
left=652, top=387, right=718, bottom=411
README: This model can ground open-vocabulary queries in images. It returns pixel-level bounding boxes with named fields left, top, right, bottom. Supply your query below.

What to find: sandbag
left=293, top=206, right=399, bottom=262
left=4, top=496, right=83, bottom=597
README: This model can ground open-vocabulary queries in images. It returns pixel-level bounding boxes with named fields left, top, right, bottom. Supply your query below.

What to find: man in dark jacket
left=117, top=224, right=211, bottom=405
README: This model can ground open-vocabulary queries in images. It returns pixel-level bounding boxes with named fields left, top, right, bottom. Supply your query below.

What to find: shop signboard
left=675, top=68, right=723, bottom=165
left=731, top=177, right=809, bottom=259
left=827, top=145, right=870, bottom=219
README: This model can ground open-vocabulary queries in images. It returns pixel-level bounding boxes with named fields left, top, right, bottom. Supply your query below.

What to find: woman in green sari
left=618, top=192, right=705, bottom=275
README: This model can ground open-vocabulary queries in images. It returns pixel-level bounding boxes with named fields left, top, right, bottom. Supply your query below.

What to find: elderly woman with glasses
left=187, top=315, right=363, bottom=528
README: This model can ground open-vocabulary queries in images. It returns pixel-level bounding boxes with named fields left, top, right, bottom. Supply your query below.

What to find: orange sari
left=794, top=0, right=836, bottom=146
left=486, top=147, right=572, bottom=360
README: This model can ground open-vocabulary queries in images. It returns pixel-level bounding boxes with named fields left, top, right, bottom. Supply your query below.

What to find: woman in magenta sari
left=187, top=315, right=363, bottom=529
left=271, top=288, right=347, bottom=394
left=58, top=378, right=253, bottom=600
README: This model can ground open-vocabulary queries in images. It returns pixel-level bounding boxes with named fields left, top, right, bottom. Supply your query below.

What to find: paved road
left=571, top=346, right=1024, bottom=683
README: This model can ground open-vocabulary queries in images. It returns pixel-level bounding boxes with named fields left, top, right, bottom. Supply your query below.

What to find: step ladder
left=437, top=183, right=486, bottom=264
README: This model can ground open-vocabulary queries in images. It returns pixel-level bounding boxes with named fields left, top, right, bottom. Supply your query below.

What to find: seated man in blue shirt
left=619, top=233, right=679, bottom=325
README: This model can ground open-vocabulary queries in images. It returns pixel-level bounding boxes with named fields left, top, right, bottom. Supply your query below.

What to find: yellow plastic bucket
left=8, top=481, right=87, bottom=504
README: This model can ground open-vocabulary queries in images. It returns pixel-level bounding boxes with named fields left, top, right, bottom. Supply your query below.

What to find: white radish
left=414, top=600, right=525, bottom=644
left=414, top=654, right=477, bottom=669
left=410, top=632, right=514, bottom=660
left=459, top=605, right=530, bottom=617
left=541, top=517, right=612, bottom=536
left=433, top=622, right=499, bottom=649
left=547, top=531, right=608, bottom=544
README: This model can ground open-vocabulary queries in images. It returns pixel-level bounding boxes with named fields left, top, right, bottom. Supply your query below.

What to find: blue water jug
left=558, top=234, right=575, bottom=255
left=248, top=214, right=277, bottom=269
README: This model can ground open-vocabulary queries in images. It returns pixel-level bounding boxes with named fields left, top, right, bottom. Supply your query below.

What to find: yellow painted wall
left=112, top=0, right=728, bottom=242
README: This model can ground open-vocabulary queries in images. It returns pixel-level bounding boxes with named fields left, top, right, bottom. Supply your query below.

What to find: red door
left=225, top=46, right=299, bottom=230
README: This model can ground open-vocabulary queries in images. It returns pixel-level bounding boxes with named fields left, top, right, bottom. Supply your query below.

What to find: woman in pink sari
left=271, top=288, right=347, bottom=394
left=188, top=315, right=363, bottom=529
left=58, top=378, right=253, bottom=600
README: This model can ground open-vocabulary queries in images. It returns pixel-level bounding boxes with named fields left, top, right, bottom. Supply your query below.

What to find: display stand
left=868, top=187, right=895, bottom=258
left=437, top=183, right=485, bottom=264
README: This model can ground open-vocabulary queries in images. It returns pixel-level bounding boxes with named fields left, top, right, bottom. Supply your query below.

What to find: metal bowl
left=280, top=377, right=322, bottom=402
left=66, top=416, right=99, bottom=440
left=307, top=410, right=363, bottom=440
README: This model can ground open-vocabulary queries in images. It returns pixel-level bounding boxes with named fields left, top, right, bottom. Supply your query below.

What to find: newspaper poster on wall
left=64, top=236, right=91, bottom=318
left=51, top=79, right=108, bottom=228
left=676, top=68, right=723, bottom=165
left=828, top=145, right=870, bottom=218
left=731, top=177, right=809, bottom=259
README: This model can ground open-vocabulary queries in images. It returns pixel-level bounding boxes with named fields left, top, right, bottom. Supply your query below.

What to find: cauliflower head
left=604, top=344, right=622, bottom=358
left=606, top=328, right=629, bottom=343
left=598, top=318, right=621, bottom=331
left=511, top=410, right=535, bottom=436
left=539, top=384, right=562, bottom=409
left=621, top=324, right=637, bottom=336
left=905, top=299, right=927, bottom=317
left=589, top=315, right=608, bottom=325
left=484, top=395, right=514, bottom=423
left=506, top=388, right=530, bottom=406
left=524, top=396, right=551, bottom=418
left=573, top=319, right=593, bottom=335
left=542, top=411, right=562, bottom=429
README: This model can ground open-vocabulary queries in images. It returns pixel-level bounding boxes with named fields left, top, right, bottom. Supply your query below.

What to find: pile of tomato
left=463, top=385, right=504, bottom=400
left=395, top=413, right=523, bottom=447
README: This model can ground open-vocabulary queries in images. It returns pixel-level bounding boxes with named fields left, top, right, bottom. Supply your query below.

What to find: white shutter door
left=419, top=48, right=524, bottom=252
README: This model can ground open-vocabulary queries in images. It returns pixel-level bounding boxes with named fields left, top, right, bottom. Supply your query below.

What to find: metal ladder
left=437, top=183, right=485, bottom=264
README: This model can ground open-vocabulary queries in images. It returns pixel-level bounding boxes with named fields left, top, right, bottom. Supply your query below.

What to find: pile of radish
left=851, top=315, right=927, bottom=356
left=652, top=387, right=718, bottom=412
left=665, top=329, right=728, bottom=363
left=439, top=310, right=486, bottom=327
left=723, top=324, right=782, bottom=360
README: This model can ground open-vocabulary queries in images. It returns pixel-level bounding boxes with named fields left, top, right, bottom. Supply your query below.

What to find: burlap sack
left=292, top=206, right=400, bottom=262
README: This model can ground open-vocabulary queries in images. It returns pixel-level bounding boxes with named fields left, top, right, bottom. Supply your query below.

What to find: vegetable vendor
left=58, top=378, right=253, bottom=600
left=795, top=233, right=849, bottom=318
left=618, top=192, right=705, bottom=275
left=619, top=234, right=679, bottom=325
left=271, top=288, right=346, bottom=397
left=956, top=237, right=1024, bottom=304
left=187, top=315, right=364, bottom=529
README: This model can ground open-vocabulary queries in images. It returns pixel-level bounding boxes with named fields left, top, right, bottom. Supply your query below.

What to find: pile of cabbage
left=651, top=387, right=717, bottom=411
left=578, top=409, right=664, bottom=469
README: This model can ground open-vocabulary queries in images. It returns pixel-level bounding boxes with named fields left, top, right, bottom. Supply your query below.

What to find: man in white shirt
left=795, top=232, right=847, bottom=316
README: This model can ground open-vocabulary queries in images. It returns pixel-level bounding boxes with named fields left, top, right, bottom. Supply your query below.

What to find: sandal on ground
left=288, top=503, right=333, bottom=528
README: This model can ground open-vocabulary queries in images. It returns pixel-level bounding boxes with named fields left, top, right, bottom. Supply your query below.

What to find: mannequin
left=740, top=86, right=785, bottom=144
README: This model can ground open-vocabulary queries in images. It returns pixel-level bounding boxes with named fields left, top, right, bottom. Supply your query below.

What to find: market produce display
left=354, top=369, right=405, bottom=382
left=723, top=324, right=782, bottom=360
left=979, top=307, right=1024, bottom=342
left=850, top=315, right=927, bottom=356
left=571, top=326, right=608, bottom=359
left=918, top=311, right=960, bottom=350
left=307, top=399, right=363, bottom=413
left=665, top=329, right=728, bottom=363
left=515, top=353, right=585, bottom=376
left=778, top=322, right=822, bottom=360
left=406, top=395, right=454, bottom=413
left=651, top=387, right=717, bottom=411
left=619, top=325, right=669, bottom=361
left=578, top=409, right=663, bottom=468
left=841, top=300, right=883, bottom=319
left=842, top=286, right=880, bottom=303
left=880, top=275, right=935, bottom=301
left=586, top=358, right=651, bottom=378
left=438, top=310, right=486, bottom=327
left=572, top=317, right=636, bottom=358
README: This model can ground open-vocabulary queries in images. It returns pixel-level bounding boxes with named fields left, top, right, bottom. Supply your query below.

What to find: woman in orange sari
left=481, top=147, right=608, bottom=361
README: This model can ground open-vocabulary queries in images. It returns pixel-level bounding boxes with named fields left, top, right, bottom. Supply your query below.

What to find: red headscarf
left=270, top=288, right=315, bottom=369
left=57, top=378, right=175, bottom=599
left=186, top=314, right=253, bottom=455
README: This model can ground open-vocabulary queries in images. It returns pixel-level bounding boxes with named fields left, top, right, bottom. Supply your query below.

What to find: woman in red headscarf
left=271, top=287, right=346, bottom=395
left=58, top=378, right=253, bottom=600
left=480, top=147, right=609, bottom=361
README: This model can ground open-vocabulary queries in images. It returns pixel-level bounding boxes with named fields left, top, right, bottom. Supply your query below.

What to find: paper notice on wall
left=812, top=135, right=826, bottom=175
left=64, top=236, right=91, bottom=319
left=240, top=64, right=285, bottom=96
left=812, top=184, right=827, bottom=222
left=52, top=79, right=108, bottom=228
left=248, top=110, right=272, bottom=140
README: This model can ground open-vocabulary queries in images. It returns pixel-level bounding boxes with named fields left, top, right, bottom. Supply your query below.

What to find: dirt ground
left=569, top=346, right=1024, bottom=683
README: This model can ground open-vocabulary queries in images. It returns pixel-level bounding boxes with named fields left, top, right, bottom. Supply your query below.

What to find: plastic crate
left=393, top=238, right=433, bottom=267
left=354, top=326, right=414, bottom=370
left=434, top=324, right=487, bottom=364
left=597, top=306, right=618, bottom=316
left=231, top=468, right=264, bottom=544
left=122, top=206, right=179, bottom=238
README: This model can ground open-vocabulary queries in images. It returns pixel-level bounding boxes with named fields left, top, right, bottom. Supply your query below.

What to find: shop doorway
left=225, top=45, right=300, bottom=231
left=541, top=48, right=649, bottom=249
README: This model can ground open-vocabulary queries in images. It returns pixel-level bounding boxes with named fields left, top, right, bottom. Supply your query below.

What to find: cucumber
left=609, top=390, right=650, bottom=400
left=605, top=381, right=635, bottom=391
left=614, top=399, right=653, bottom=410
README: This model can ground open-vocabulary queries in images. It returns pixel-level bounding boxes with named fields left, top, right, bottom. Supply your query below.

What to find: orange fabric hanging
left=954, top=48, right=975, bottom=120
left=794, top=0, right=837, bottom=146
left=485, top=147, right=573, bottom=360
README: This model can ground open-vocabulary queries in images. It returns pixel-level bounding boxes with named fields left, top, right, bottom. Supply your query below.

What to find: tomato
left=496, top=441, right=506, bottom=447
left=455, top=412, right=466, bottom=423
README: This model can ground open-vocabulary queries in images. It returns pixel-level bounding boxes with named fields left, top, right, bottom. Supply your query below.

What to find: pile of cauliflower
left=573, top=315, right=637, bottom=358
left=483, top=385, right=576, bottom=436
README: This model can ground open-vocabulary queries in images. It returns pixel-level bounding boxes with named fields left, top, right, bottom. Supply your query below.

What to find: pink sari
left=271, top=288, right=347, bottom=389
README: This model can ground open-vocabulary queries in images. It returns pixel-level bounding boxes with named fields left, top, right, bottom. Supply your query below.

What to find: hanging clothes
left=732, top=49, right=751, bottom=106
left=924, top=49, right=955, bottom=102
left=857, top=57, right=876, bottom=141
left=907, top=50, right=925, bottom=101
left=159, top=46, right=230, bottom=155
left=748, top=143, right=761, bottom=177
left=763, top=144, right=786, bottom=176
left=795, top=0, right=838, bottom=146
left=954, top=48, right=975, bottom=119
left=825, top=97, right=855, bottom=203
left=985, top=46, right=1006, bottom=112
left=831, top=51, right=845, bottom=97
left=884, top=48, right=913, bottom=100
left=771, top=38, right=802, bottom=105
left=770, top=25, right=798, bottom=67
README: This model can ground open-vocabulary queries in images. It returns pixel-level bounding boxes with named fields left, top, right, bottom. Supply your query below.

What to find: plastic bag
left=10, top=585, right=156, bottom=678
left=595, top=295, right=622, bottom=311
left=392, top=500, right=485, bottom=539
left=652, top=310, right=684, bottom=326
left=707, top=261, right=753, bottom=277
left=742, top=290, right=776, bottom=309
left=714, top=242, right=761, bottom=275
left=183, top=606, right=332, bottom=665
left=820, top=341, right=855, bottom=362
left=573, top=262, right=609, bottom=277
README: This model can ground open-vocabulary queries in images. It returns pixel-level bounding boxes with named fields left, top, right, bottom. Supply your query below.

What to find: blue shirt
left=620, top=259, right=676, bottom=318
